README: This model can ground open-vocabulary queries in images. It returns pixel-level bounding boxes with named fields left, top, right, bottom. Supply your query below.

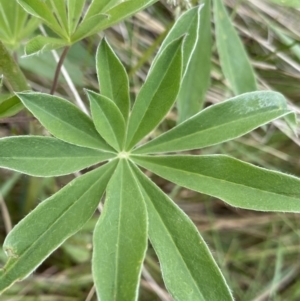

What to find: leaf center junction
left=118, top=151, right=130, bottom=159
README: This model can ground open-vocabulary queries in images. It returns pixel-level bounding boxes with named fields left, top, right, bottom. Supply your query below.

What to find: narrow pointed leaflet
left=48, top=0, right=69, bottom=34
left=67, top=0, right=85, bottom=35
left=71, top=0, right=159, bottom=42
left=17, top=0, right=67, bottom=39
left=214, top=0, right=257, bottom=94
left=0, top=161, right=117, bottom=293
left=93, top=160, right=148, bottom=301
left=17, top=92, right=114, bottom=152
left=177, top=0, right=212, bottom=122
left=0, top=136, right=115, bottom=177
left=152, top=6, right=200, bottom=77
left=87, top=91, right=126, bottom=151
left=131, top=163, right=233, bottom=301
left=96, top=38, right=130, bottom=122
left=132, top=155, right=300, bottom=212
left=134, top=91, right=291, bottom=154
left=126, top=37, right=183, bottom=150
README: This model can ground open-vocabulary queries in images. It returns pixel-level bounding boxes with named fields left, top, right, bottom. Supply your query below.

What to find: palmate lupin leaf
left=1, top=4, right=299, bottom=300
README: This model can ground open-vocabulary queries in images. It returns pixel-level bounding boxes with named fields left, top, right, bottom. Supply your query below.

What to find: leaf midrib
left=137, top=158, right=299, bottom=200
left=127, top=45, right=181, bottom=148
left=114, top=163, right=123, bottom=300
left=141, top=181, right=205, bottom=300
left=27, top=100, right=104, bottom=148
left=2, top=167, right=111, bottom=277
left=137, top=108, right=289, bottom=152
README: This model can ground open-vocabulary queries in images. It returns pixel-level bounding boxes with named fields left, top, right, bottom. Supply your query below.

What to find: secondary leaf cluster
left=17, top=0, right=158, bottom=56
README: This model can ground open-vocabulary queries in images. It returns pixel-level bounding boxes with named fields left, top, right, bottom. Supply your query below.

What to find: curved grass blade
left=130, top=162, right=233, bottom=301
left=126, top=37, right=183, bottom=150
left=0, top=136, right=115, bottom=177
left=96, top=38, right=130, bottom=122
left=93, top=160, right=148, bottom=301
left=87, top=91, right=126, bottom=151
left=214, top=0, right=257, bottom=94
left=177, top=0, right=212, bottom=122
left=0, top=160, right=117, bottom=293
left=17, top=92, right=114, bottom=151
left=132, top=155, right=300, bottom=212
left=134, top=91, right=291, bottom=154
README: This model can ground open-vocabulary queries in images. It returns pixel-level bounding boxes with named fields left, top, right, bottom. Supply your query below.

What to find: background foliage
left=0, top=0, right=300, bottom=300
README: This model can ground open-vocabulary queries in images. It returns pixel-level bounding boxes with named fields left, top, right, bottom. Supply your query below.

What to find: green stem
left=0, top=41, right=29, bottom=91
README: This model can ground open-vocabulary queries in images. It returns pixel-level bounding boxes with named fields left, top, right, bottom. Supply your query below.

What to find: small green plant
left=1, top=3, right=300, bottom=301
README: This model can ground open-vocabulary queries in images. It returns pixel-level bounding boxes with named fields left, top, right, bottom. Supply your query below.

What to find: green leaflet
left=0, top=95, right=23, bottom=118
left=177, top=0, right=212, bottom=122
left=24, top=35, right=67, bottom=56
left=134, top=91, right=291, bottom=154
left=0, top=41, right=29, bottom=92
left=17, top=0, right=67, bottom=39
left=87, top=91, right=126, bottom=151
left=0, top=0, right=27, bottom=48
left=48, top=0, right=69, bottom=35
left=131, top=163, right=233, bottom=301
left=0, top=161, right=117, bottom=293
left=214, top=0, right=257, bottom=94
left=126, top=37, right=183, bottom=150
left=0, top=136, right=115, bottom=177
left=0, top=0, right=39, bottom=50
left=67, top=0, right=86, bottom=35
left=17, top=92, right=114, bottom=152
left=93, top=160, right=148, bottom=301
left=132, top=155, right=300, bottom=212
left=152, top=6, right=200, bottom=77
left=70, top=13, right=108, bottom=43
left=84, top=0, right=120, bottom=19
left=96, top=38, right=130, bottom=122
